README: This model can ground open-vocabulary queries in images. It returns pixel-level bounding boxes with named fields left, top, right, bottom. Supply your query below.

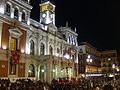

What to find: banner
left=11, top=50, right=20, bottom=64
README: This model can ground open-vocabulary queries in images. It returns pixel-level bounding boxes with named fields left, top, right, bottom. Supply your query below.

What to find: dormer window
left=6, top=3, right=11, bottom=16
left=14, top=8, right=19, bottom=19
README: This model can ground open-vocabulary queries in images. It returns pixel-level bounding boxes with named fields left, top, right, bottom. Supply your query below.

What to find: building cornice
left=0, top=15, right=30, bottom=31
left=9, top=0, right=32, bottom=11
left=59, top=27, right=78, bottom=36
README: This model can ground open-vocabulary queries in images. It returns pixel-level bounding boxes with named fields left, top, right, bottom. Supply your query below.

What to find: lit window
left=10, top=37, right=17, bottom=50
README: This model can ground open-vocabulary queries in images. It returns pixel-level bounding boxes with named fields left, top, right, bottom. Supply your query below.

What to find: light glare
left=2, top=45, right=7, bottom=49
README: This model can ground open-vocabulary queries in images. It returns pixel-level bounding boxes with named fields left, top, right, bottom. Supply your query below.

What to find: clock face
left=42, top=13, right=46, bottom=18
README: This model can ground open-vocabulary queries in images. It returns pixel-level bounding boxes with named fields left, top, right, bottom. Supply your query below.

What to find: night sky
left=30, top=0, right=120, bottom=51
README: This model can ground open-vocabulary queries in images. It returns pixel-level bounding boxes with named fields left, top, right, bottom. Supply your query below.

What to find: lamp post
left=86, top=55, right=93, bottom=90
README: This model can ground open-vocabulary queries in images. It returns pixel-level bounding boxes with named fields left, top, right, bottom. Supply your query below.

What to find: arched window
left=6, top=3, right=11, bottom=15
left=22, top=11, right=25, bottom=21
left=49, top=45, right=53, bottom=55
left=30, top=40, right=34, bottom=55
left=14, top=8, right=19, bottom=19
left=40, top=65, right=45, bottom=82
left=51, top=65, right=56, bottom=79
left=28, top=64, right=35, bottom=77
left=57, top=48, right=59, bottom=54
left=40, top=43, right=45, bottom=55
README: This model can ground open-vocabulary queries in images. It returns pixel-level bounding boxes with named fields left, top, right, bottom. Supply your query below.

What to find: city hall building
left=0, top=0, right=79, bottom=83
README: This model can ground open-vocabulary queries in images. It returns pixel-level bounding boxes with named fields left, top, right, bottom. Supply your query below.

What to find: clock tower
left=40, top=0, right=55, bottom=30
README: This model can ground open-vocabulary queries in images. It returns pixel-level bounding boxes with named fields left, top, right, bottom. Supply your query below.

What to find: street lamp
left=86, top=55, right=93, bottom=89
left=86, top=55, right=93, bottom=75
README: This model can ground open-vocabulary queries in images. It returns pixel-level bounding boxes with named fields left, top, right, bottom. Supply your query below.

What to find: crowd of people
left=0, top=78, right=49, bottom=90
left=0, top=77, right=120, bottom=90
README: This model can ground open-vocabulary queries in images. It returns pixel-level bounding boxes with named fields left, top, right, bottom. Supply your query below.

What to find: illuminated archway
left=28, top=64, right=35, bottom=77
left=40, top=65, right=45, bottom=82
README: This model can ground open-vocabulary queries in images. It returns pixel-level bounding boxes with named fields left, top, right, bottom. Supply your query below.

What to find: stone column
left=57, top=59, right=61, bottom=78
left=27, top=12, right=30, bottom=25
left=0, top=22, right=3, bottom=48
left=11, top=8, right=14, bottom=18
left=19, top=12, right=22, bottom=22
left=46, top=35, right=49, bottom=55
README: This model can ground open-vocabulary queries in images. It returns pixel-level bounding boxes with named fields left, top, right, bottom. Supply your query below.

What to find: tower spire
left=66, top=21, right=68, bottom=27
left=75, top=27, right=77, bottom=32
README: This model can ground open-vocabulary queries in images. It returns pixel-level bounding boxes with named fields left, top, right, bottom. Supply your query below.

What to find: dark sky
left=30, top=0, right=120, bottom=51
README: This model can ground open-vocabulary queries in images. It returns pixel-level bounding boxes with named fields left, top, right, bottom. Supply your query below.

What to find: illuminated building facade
left=78, top=42, right=101, bottom=78
left=0, top=0, right=78, bottom=83
left=101, top=50, right=119, bottom=77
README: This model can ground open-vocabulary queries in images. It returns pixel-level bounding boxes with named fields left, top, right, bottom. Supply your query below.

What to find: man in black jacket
left=103, top=83, right=113, bottom=90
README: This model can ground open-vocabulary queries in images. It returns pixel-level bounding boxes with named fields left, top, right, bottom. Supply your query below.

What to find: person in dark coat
left=103, top=83, right=113, bottom=90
